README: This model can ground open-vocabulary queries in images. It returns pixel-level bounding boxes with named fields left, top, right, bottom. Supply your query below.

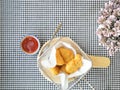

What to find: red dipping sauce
left=21, top=35, right=40, bottom=55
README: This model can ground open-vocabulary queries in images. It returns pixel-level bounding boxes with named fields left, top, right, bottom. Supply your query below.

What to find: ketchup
left=21, top=36, right=39, bottom=54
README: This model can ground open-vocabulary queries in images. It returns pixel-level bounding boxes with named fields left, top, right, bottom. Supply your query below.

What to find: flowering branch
left=97, top=0, right=120, bottom=56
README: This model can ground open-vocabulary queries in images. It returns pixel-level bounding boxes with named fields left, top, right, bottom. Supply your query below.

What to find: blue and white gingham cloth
left=0, top=0, right=120, bottom=90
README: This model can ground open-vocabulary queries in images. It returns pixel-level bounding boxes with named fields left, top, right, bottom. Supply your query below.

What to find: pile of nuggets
left=50, top=47, right=83, bottom=75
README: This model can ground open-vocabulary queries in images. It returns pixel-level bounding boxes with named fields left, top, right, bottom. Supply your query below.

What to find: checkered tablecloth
left=0, top=0, right=120, bottom=90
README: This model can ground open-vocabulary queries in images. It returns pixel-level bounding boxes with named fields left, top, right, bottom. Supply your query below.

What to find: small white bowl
left=20, top=35, right=40, bottom=55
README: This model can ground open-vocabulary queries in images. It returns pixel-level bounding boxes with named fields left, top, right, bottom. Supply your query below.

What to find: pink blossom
left=97, top=0, right=120, bottom=55
left=97, top=16, right=106, bottom=24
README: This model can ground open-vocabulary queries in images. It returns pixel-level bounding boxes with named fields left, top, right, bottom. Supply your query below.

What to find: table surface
left=0, top=0, right=120, bottom=90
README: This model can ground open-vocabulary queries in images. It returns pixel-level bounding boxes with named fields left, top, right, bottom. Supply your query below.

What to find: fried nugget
left=50, top=66, right=60, bottom=75
left=56, top=49, right=65, bottom=65
left=65, top=54, right=82, bottom=74
left=58, top=47, right=74, bottom=63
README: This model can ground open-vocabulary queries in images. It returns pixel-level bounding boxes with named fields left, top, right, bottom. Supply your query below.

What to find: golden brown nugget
left=58, top=47, right=74, bottom=63
left=56, top=49, right=65, bottom=65
left=65, top=54, right=82, bottom=74
left=50, top=66, right=60, bottom=75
